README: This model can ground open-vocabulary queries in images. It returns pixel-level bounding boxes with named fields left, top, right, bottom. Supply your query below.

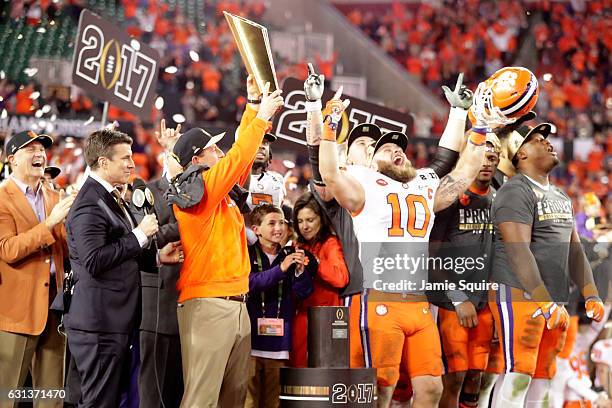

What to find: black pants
left=66, top=328, right=129, bottom=408
left=138, top=330, right=183, bottom=408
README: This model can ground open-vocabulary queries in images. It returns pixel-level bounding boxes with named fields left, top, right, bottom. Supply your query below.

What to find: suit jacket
left=139, top=177, right=181, bottom=334
left=63, top=176, right=143, bottom=334
left=0, top=179, right=67, bottom=335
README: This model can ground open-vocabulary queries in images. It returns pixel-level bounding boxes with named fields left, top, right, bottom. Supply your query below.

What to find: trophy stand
left=279, top=306, right=377, bottom=407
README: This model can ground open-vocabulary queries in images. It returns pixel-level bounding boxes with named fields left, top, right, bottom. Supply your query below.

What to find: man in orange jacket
left=159, top=77, right=284, bottom=407
left=0, top=131, right=76, bottom=407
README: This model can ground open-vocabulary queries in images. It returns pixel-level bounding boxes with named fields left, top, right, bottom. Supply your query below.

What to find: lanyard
left=255, top=246, right=283, bottom=319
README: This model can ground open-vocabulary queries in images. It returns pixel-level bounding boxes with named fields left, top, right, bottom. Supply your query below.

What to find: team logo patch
left=459, top=193, right=471, bottom=206
left=376, top=179, right=388, bottom=186
left=28, top=131, right=37, bottom=138
left=375, top=304, right=388, bottom=316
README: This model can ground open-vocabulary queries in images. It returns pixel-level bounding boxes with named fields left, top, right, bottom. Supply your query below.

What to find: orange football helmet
left=469, top=67, right=539, bottom=125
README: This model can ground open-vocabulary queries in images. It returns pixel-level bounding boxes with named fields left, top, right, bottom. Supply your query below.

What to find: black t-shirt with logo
left=491, top=173, right=574, bottom=302
left=429, top=188, right=495, bottom=309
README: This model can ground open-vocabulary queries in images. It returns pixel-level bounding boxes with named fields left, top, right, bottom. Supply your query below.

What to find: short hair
left=85, top=129, right=133, bottom=169
left=292, top=192, right=333, bottom=244
left=250, top=203, right=283, bottom=226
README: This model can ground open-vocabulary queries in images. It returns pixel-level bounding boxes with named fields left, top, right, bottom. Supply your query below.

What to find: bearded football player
left=317, top=78, right=505, bottom=407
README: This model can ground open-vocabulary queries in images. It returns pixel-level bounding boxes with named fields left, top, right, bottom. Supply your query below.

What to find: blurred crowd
left=0, top=0, right=610, bottom=234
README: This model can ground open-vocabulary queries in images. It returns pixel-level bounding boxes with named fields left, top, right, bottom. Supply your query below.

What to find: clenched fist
left=137, top=214, right=159, bottom=238
left=256, top=82, right=284, bottom=122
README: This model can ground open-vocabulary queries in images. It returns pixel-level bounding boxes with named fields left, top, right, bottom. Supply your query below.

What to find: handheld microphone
left=132, top=178, right=157, bottom=247
left=132, top=179, right=154, bottom=214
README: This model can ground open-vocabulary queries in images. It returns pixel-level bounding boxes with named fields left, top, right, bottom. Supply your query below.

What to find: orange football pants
left=347, top=290, right=443, bottom=387
left=437, top=305, right=495, bottom=373
left=488, top=285, right=568, bottom=378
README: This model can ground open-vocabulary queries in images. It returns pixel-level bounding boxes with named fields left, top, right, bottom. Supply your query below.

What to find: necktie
left=111, top=189, right=127, bottom=209
left=111, top=189, right=135, bottom=228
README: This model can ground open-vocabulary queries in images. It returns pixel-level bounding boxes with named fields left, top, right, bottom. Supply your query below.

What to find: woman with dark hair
left=289, top=192, right=349, bottom=367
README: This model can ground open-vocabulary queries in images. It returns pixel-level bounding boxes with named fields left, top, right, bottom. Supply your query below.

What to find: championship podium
left=280, top=307, right=377, bottom=407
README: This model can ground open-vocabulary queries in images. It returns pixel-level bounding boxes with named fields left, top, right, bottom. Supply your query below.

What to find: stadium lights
left=24, top=68, right=38, bottom=77
left=543, top=73, right=552, bottom=82
left=172, top=114, right=186, bottom=123
left=189, top=50, right=199, bottom=62
left=83, top=116, right=94, bottom=126
left=130, top=39, right=140, bottom=51
left=155, top=96, right=164, bottom=110
left=164, top=66, right=178, bottom=74
left=30, top=91, right=40, bottom=100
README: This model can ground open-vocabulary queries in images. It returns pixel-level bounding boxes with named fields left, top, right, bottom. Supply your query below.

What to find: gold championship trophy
left=223, top=12, right=279, bottom=93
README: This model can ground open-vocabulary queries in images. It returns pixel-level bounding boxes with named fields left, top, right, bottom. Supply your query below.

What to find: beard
left=252, top=159, right=268, bottom=172
left=377, top=160, right=417, bottom=183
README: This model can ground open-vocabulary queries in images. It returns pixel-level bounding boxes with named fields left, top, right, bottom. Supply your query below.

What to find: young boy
left=245, top=204, right=315, bottom=408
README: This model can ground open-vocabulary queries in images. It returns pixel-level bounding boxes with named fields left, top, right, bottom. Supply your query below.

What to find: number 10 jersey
left=346, top=165, right=440, bottom=243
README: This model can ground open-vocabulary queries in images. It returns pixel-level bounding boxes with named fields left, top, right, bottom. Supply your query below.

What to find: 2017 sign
left=272, top=77, right=414, bottom=146
left=71, top=10, right=159, bottom=118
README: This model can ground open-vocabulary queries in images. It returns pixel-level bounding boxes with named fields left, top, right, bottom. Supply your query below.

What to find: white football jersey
left=247, top=171, right=286, bottom=209
left=347, top=165, right=440, bottom=243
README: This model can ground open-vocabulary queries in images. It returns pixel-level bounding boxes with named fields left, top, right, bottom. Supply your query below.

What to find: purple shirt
left=11, top=176, right=56, bottom=276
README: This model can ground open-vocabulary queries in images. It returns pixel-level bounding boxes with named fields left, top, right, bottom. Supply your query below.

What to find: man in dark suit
left=136, top=171, right=184, bottom=408
left=64, top=129, right=159, bottom=408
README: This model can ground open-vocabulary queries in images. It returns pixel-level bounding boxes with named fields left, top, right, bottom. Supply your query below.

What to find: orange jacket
left=297, top=236, right=349, bottom=309
left=174, top=106, right=269, bottom=301
left=0, top=179, right=67, bottom=335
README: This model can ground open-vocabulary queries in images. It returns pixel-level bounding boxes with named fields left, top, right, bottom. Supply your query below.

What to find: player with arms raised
left=318, top=79, right=501, bottom=407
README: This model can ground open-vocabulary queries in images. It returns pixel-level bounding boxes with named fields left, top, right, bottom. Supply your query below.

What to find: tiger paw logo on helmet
left=469, top=66, right=539, bottom=124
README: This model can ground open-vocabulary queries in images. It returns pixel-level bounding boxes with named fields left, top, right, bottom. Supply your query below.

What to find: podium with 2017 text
left=280, top=306, right=377, bottom=407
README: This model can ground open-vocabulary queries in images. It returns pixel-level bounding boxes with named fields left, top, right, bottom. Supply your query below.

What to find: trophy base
left=280, top=367, right=377, bottom=407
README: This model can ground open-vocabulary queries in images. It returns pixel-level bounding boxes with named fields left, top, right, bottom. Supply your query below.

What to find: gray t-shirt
left=491, top=173, right=574, bottom=302
left=429, top=188, right=495, bottom=309
left=310, top=181, right=363, bottom=297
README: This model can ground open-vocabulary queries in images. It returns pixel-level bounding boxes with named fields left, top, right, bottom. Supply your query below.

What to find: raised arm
left=202, top=85, right=281, bottom=208
left=237, top=75, right=264, bottom=186
left=429, top=73, right=473, bottom=178
left=433, top=130, right=485, bottom=213
left=317, top=91, right=365, bottom=214
left=434, top=80, right=508, bottom=213
left=304, top=63, right=335, bottom=202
